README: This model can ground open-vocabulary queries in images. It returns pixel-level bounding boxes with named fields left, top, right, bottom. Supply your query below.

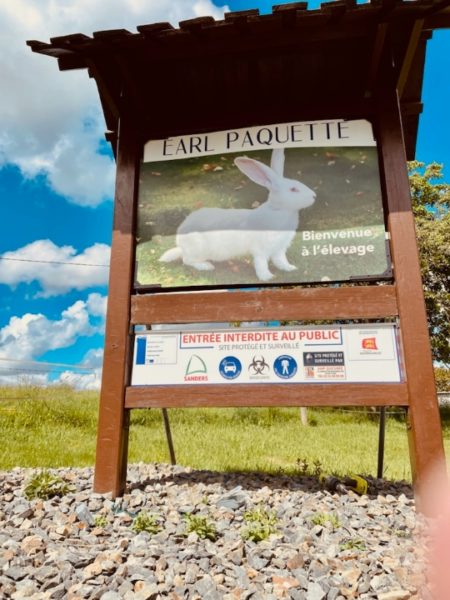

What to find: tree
left=408, top=162, right=450, bottom=365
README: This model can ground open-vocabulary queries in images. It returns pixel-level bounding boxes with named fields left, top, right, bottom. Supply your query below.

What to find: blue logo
left=219, top=356, right=242, bottom=380
left=273, top=355, right=297, bottom=379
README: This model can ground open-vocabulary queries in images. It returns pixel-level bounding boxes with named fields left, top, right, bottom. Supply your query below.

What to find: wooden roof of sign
left=28, top=0, right=450, bottom=159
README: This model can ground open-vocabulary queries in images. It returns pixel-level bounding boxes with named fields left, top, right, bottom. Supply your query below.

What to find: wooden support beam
left=364, top=22, right=389, bottom=98
left=85, top=58, right=120, bottom=120
left=131, top=285, right=398, bottom=325
left=397, top=19, right=424, bottom=99
left=93, top=115, right=139, bottom=496
left=126, top=382, right=409, bottom=408
left=376, top=82, right=446, bottom=511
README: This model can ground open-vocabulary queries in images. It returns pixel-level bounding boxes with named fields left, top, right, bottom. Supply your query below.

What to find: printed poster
left=131, top=324, right=402, bottom=386
left=135, top=119, right=390, bottom=289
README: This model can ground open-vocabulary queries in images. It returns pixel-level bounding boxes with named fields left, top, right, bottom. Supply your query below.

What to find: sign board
left=136, top=119, right=390, bottom=289
left=32, top=4, right=447, bottom=508
left=132, top=324, right=402, bottom=385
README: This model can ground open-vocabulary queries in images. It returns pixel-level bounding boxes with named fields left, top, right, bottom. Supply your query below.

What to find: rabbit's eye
left=290, top=186, right=300, bottom=193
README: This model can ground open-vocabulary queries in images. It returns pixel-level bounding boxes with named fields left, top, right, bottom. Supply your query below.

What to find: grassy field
left=2, top=385, right=450, bottom=481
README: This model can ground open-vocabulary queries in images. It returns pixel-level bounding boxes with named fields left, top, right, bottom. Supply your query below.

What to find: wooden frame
left=96, top=95, right=445, bottom=501
left=28, top=1, right=448, bottom=508
left=94, top=82, right=445, bottom=505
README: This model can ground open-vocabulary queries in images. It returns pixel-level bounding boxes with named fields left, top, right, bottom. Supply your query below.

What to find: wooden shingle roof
left=28, top=0, right=450, bottom=159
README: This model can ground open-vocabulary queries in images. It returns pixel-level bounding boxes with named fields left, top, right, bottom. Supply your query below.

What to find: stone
left=100, top=590, right=122, bottom=600
left=377, top=591, right=411, bottom=600
left=75, top=503, right=95, bottom=526
left=4, top=567, right=28, bottom=581
left=134, top=583, right=159, bottom=599
left=272, top=575, right=300, bottom=592
left=0, top=464, right=433, bottom=599
left=185, top=564, right=199, bottom=584
left=306, top=582, right=326, bottom=600
left=49, top=584, right=67, bottom=599
left=287, top=554, right=305, bottom=570
left=247, top=552, right=270, bottom=570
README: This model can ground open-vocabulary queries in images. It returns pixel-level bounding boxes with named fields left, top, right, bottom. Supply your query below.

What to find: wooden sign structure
left=29, top=0, right=450, bottom=507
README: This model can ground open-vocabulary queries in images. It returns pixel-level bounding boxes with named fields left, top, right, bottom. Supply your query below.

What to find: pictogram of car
left=223, top=362, right=237, bottom=373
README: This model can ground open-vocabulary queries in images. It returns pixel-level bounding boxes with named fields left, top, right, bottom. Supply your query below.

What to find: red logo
left=362, top=337, right=378, bottom=350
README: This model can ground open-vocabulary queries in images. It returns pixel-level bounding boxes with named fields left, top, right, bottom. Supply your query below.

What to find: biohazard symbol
left=248, top=355, right=270, bottom=375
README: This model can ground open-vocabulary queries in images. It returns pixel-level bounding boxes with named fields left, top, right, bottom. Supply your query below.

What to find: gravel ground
left=0, top=463, right=432, bottom=600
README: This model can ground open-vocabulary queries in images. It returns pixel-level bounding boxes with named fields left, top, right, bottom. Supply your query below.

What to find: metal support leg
left=162, top=408, right=176, bottom=465
left=377, top=407, right=386, bottom=478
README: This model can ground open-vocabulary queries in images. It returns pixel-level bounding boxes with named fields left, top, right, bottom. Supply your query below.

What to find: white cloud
left=0, top=371, right=50, bottom=387
left=57, top=369, right=100, bottom=390
left=0, top=239, right=110, bottom=296
left=80, top=347, right=104, bottom=369
left=52, top=349, right=101, bottom=390
left=0, top=0, right=228, bottom=206
left=86, top=293, right=107, bottom=318
left=56, top=347, right=104, bottom=390
left=0, top=293, right=106, bottom=362
left=0, top=345, right=105, bottom=389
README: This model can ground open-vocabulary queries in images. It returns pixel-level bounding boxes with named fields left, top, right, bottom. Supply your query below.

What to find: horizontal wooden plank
left=179, top=17, right=217, bottom=31
left=131, top=285, right=398, bottom=324
left=225, top=9, right=260, bottom=20
left=272, top=3, right=308, bottom=12
left=125, top=382, right=409, bottom=408
left=136, top=22, right=175, bottom=36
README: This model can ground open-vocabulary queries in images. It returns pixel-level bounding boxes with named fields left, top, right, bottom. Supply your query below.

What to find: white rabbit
left=159, top=148, right=316, bottom=281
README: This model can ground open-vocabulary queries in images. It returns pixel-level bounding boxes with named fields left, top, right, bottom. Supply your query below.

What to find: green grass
left=1, top=385, right=450, bottom=481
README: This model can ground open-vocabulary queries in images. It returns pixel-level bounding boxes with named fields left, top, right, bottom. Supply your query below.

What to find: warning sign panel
left=303, top=351, right=346, bottom=380
left=131, top=324, right=402, bottom=386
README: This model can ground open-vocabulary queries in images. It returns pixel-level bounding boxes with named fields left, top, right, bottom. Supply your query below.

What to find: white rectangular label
left=131, top=324, right=402, bottom=386
left=144, top=119, right=376, bottom=162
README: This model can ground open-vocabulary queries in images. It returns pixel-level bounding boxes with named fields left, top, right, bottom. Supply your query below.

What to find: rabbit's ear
left=234, top=157, right=276, bottom=190
left=270, top=148, right=285, bottom=176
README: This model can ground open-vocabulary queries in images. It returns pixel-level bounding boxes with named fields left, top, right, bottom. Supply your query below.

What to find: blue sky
left=0, top=1, right=448, bottom=388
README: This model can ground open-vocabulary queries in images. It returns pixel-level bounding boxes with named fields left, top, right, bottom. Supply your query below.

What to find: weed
left=131, top=512, right=161, bottom=535
left=296, top=457, right=310, bottom=476
left=241, top=506, right=278, bottom=542
left=24, top=470, right=74, bottom=500
left=296, top=457, right=323, bottom=477
left=311, top=512, right=341, bottom=529
left=312, top=459, right=323, bottom=477
left=394, top=529, right=411, bottom=538
left=94, top=514, right=108, bottom=528
left=339, top=538, right=366, bottom=551
left=184, top=513, right=218, bottom=541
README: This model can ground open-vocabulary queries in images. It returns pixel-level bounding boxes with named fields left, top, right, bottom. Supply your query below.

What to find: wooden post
left=300, top=407, right=308, bottom=426
left=93, top=115, right=139, bottom=496
left=376, top=84, right=446, bottom=505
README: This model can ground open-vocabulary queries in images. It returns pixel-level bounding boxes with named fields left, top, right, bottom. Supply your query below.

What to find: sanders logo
left=362, top=337, right=378, bottom=351
left=185, top=355, right=208, bottom=382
